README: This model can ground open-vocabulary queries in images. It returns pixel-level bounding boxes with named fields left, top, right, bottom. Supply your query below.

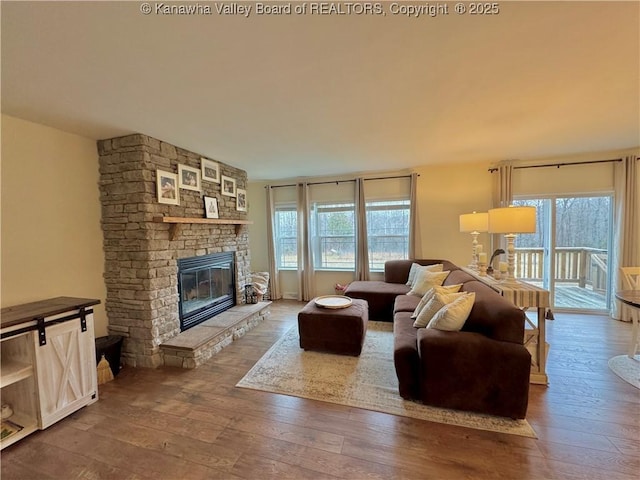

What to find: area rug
left=608, top=354, right=640, bottom=389
left=237, top=322, right=537, bottom=438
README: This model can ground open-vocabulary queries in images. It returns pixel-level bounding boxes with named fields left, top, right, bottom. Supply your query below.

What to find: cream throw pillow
left=406, top=263, right=444, bottom=286
left=407, top=270, right=449, bottom=297
left=413, top=291, right=467, bottom=328
left=411, top=284, right=463, bottom=319
left=427, top=292, right=476, bottom=331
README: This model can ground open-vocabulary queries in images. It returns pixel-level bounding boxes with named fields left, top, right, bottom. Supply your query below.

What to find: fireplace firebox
left=177, top=252, right=236, bottom=331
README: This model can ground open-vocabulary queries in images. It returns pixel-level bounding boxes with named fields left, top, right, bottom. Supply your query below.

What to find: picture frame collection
left=156, top=158, right=246, bottom=215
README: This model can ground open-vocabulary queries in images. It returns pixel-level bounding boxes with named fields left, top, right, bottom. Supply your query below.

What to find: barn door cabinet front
left=33, top=308, right=99, bottom=429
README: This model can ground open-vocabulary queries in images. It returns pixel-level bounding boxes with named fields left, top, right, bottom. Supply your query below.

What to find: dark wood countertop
left=1, top=297, right=101, bottom=329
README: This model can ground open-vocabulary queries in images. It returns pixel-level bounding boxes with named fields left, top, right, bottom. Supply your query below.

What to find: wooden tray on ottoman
left=314, top=295, right=353, bottom=309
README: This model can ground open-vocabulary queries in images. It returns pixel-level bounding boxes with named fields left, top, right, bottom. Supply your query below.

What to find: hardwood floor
left=2, top=300, right=638, bottom=479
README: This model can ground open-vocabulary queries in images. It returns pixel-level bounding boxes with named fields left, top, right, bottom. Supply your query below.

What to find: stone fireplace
left=97, top=134, right=251, bottom=368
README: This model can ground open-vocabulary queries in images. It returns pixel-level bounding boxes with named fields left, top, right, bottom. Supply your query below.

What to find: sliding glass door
left=513, top=195, right=612, bottom=312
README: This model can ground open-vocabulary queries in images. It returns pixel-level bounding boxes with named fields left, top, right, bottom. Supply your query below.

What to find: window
left=274, top=197, right=410, bottom=272
left=366, top=199, right=410, bottom=270
left=312, top=199, right=409, bottom=271
left=274, top=205, right=297, bottom=269
left=313, top=202, right=355, bottom=270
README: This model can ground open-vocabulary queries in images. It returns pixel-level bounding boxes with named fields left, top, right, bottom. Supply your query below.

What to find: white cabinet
left=1, top=297, right=99, bottom=449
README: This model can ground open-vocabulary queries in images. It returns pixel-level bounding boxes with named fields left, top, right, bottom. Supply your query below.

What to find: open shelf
left=0, top=360, right=33, bottom=388
left=1, top=412, right=38, bottom=450
left=153, top=216, right=253, bottom=240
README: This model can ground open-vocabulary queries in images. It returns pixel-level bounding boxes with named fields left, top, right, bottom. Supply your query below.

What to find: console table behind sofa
left=461, top=268, right=550, bottom=385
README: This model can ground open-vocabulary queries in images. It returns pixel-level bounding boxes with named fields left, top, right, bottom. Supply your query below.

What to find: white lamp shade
left=459, top=212, right=488, bottom=233
left=488, top=206, right=537, bottom=234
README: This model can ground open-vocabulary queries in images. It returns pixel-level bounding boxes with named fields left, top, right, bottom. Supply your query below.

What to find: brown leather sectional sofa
left=344, top=259, right=531, bottom=419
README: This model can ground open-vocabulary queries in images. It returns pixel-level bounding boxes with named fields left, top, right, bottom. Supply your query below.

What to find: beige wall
left=413, top=161, right=493, bottom=266
left=1, top=115, right=108, bottom=336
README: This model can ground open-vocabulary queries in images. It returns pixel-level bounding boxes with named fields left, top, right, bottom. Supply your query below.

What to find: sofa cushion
left=393, top=294, right=421, bottom=314
left=407, top=270, right=450, bottom=297
left=410, top=284, right=464, bottom=319
left=393, top=311, right=420, bottom=399
left=413, top=291, right=468, bottom=328
left=384, top=259, right=457, bottom=284
left=406, top=263, right=443, bottom=286
left=344, top=281, right=410, bottom=321
left=426, top=292, right=476, bottom=331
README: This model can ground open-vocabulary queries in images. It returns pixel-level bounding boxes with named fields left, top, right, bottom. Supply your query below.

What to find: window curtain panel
left=611, top=155, right=639, bottom=321
left=355, top=177, right=370, bottom=281
left=264, top=186, right=281, bottom=300
left=297, top=182, right=315, bottom=301
left=491, top=162, right=514, bottom=252
left=408, top=172, right=418, bottom=259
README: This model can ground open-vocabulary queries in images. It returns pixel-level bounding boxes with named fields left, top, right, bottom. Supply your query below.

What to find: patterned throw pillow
left=427, top=292, right=476, bottom=331
left=407, top=270, right=450, bottom=297
left=406, top=263, right=444, bottom=286
left=411, top=284, right=463, bottom=319
left=413, top=291, right=467, bottom=328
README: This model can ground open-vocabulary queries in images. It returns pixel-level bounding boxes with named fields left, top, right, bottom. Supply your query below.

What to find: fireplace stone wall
left=98, top=133, right=250, bottom=367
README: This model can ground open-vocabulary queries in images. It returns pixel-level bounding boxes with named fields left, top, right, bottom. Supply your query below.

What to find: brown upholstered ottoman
left=298, top=298, right=368, bottom=356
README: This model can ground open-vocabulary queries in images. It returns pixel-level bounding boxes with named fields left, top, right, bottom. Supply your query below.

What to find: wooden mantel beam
left=153, top=217, right=253, bottom=240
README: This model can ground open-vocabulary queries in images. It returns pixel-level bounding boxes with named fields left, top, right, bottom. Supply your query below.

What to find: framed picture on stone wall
left=203, top=196, right=219, bottom=219
left=156, top=170, right=179, bottom=205
left=221, top=175, right=236, bottom=197
left=201, top=158, right=220, bottom=183
left=178, top=164, right=201, bottom=191
left=236, top=188, right=247, bottom=212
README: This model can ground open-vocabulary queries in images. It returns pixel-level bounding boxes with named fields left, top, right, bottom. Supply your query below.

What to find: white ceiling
left=2, top=1, right=639, bottom=181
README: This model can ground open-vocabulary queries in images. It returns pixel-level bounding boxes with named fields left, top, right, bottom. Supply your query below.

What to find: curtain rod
left=488, top=158, right=622, bottom=173
left=265, top=174, right=417, bottom=189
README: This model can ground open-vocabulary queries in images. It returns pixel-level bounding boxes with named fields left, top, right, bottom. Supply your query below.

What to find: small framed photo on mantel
left=201, top=158, right=220, bottom=183
left=236, top=188, right=247, bottom=212
left=178, top=164, right=201, bottom=191
left=203, top=196, right=219, bottom=219
left=221, top=175, right=236, bottom=197
left=156, top=170, right=179, bottom=205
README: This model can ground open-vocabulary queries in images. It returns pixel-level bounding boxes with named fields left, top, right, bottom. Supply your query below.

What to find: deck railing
left=515, top=247, right=608, bottom=292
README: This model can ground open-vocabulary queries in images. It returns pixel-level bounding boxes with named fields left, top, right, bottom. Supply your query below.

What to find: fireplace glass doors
left=177, top=252, right=235, bottom=331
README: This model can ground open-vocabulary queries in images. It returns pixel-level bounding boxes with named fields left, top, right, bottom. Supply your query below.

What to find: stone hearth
left=98, top=133, right=254, bottom=368
left=161, top=302, right=271, bottom=368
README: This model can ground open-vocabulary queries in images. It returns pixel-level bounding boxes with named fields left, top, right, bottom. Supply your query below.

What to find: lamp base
left=468, top=231, right=480, bottom=272
left=498, top=277, right=523, bottom=287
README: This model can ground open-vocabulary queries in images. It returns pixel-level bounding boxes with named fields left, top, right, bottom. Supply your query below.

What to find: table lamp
left=459, top=211, right=488, bottom=270
left=488, top=206, right=536, bottom=285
